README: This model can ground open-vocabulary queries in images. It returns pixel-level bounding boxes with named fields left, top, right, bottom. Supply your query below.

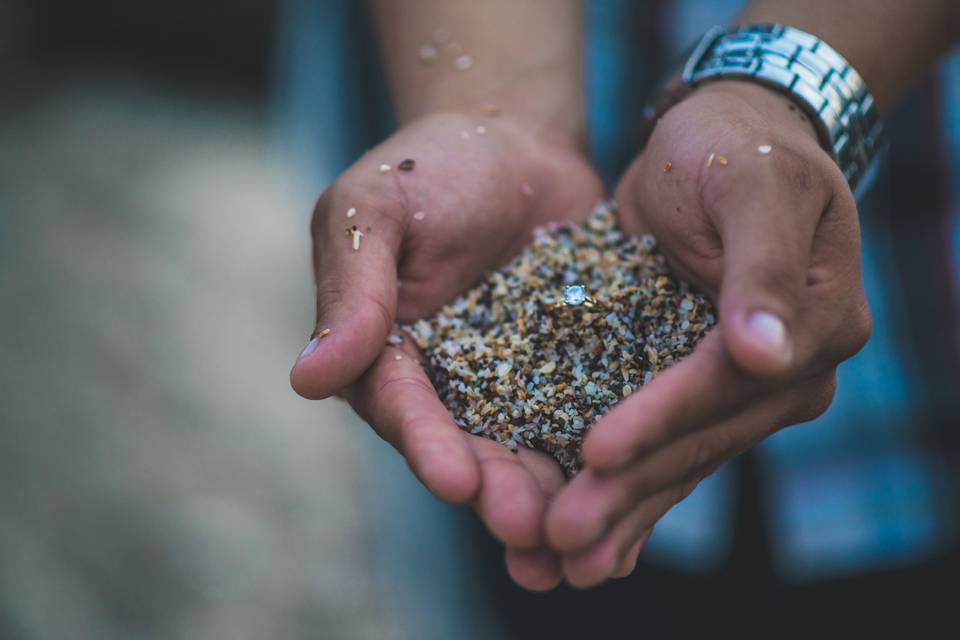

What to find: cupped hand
left=290, top=110, right=605, bottom=590
left=545, top=81, right=873, bottom=587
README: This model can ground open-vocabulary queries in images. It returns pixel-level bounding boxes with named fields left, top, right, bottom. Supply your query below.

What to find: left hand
left=289, top=110, right=604, bottom=591
left=543, top=80, right=873, bottom=587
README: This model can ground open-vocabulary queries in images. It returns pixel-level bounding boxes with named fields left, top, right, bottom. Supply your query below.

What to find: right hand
left=545, top=81, right=872, bottom=587
left=289, top=110, right=605, bottom=591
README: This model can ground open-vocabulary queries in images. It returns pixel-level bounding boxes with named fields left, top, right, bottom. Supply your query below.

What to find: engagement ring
left=553, top=284, right=598, bottom=310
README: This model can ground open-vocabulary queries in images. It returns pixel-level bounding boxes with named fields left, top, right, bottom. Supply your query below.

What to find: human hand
left=290, top=110, right=604, bottom=589
left=544, top=80, right=872, bottom=587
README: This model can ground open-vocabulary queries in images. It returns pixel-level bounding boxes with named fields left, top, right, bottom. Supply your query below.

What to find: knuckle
left=688, top=435, right=722, bottom=473
left=695, top=152, right=745, bottom=213
left=811, top=375, right=838, bottom=419
left=669, top=475, right=702, bottom=511
left=375, top=375, right=434, bottom=400
left=316, top=271, right=346, bottom=313
left=314, top=272, right=395, bottom=337
left=849, top=302, right=873, bottom=354
left=825, top=299, right=873, bottom=364
left=360, top=286, right=396, bottom=338
left=314, top=271, right=345, bottom=309
left=770, top=145, right=821, bottom=193
left=788, top=373, right=838, bottom=424
left=316, top=270, right=394, bottom=335
left=364, top=190, right=409, bottom=238
left=640, top=474, right=707, bottom=533
left=696, top=132, right=827, bottom=218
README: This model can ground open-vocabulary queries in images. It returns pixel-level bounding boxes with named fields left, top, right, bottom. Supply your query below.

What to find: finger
left=561, top=501, right=659, bottom=588
left=468, top=437, right=552, bottom=549
left=803, top=187, right=873, bottom=365
left=291, top=187, right=406, bottom=400
left=505, top=547, right=564, bottom=592
left=706, top=146, right=829, bottom=375
left=556, top=393, right=786, bottom=552
left=342, top=341, right=480, bottom=504
left=499, top=446, right=567, bottom=591
left=609, top=528, right=652, bottom=579
left=500, top=447, right=566, bottom=590
left=582, top=331, right=762, bottom=472
left=563, top=483, right=695, bottom=588
left=551, top=431, right=726, bottom=552
left=553, top=374, right=833, bottom=551
left=516, top=445, right=567, bottom=497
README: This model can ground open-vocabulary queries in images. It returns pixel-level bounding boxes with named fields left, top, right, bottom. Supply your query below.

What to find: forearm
left=367, top=0, right=586, bottom=149
left=738, top=0, right=960, bottom=109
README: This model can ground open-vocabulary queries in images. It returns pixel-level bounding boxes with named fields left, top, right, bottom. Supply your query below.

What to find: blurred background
left=0, top=1, right=425, bottom=638
left=2, top=1, right=958, bottom=639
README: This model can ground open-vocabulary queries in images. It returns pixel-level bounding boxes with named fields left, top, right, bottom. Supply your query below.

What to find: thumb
left=290, top=191, right=404, bottom=399
left=713, top=173, right=821, bottom=376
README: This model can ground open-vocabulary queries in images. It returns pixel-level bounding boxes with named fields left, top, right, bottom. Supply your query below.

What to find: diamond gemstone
left=563, top=285, right=587, bottom=306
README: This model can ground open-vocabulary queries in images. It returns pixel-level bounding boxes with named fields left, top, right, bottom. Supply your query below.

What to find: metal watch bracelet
left=679, top=23, right=885, bottom=196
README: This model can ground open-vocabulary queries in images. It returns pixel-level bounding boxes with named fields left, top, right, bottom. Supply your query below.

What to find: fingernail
left=298, top=336, right=320, bottom=360
left=746, top=311, right=792, bottom=363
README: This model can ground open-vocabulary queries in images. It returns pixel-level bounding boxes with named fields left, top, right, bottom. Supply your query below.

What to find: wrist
left=675, top=24, right=886, bottom=195
left=392, top=68, right=588, bottom=154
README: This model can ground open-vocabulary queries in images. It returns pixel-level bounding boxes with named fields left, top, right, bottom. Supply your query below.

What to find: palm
left=369, top=111, right=603, bottom=322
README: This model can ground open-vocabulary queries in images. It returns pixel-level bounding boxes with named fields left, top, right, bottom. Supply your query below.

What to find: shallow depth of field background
left=1, top=1, right=394, bottom=638
left=2, top=2, right=959, bottom=639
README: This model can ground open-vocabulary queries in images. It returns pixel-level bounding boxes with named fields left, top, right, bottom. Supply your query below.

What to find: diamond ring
left=553, top=284, right=598, bottom=310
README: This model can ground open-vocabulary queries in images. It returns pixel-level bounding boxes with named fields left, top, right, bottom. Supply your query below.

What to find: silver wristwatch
left=681, top=23, right=886, bottom=197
